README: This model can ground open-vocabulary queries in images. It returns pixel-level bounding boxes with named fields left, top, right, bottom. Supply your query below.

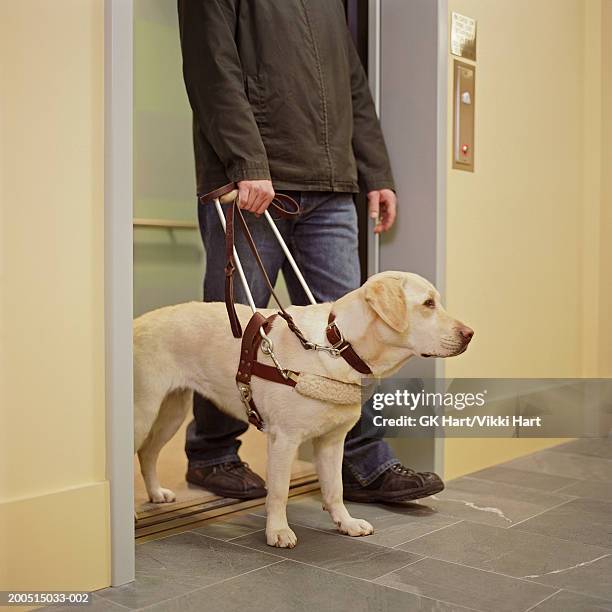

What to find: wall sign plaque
left=451, top=12, right=477, bottom=61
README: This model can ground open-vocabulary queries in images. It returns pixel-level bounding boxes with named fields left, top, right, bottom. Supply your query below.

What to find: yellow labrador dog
left=134, top=271, right=473, bottom=548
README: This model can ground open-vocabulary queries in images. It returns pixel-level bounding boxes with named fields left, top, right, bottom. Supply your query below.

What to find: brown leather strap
left=234, top=205, right=293, bottom=319
left=198, top=182, right=300, bottom=220
left=327, top=313, right=372, bottom=375
left=236, top=312, right=270, bottom=384
left=268, top=193, right=301, bottom=220
left=237, top=313, right=270, bottom=430
left=236, top=313, right=298, bottom=387
left=221, top=190, right=307, bottom=344
left=237, top=313, right=298, bottom=431
left=224, top=201, right=242, bottom=337
left=245, top=396, right=265, bottom=430
left=199, top=182, right=238, bottom=203
left=252, top=362, right=298, bottom=387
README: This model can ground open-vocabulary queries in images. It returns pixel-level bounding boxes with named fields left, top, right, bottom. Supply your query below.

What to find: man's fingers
left=247, top=186, right=262, bottom=211
left=238, top=186, right=251, bottom=210
left=371, top=190, right=397, bottom=233
left=252, top=186, right=275, bottom=215
left=253, top=190, right=273, bottom=215
left=239, top=186, right=260, bottom=212
left=368, top=191, right=381, bottom=220
left=237, top=181, right=275, bottom=214
left=380, top=201, right=397, bottom=231
left=248, top=189, right=264, bottom=214
left=250, top=191, right=265, bottom=215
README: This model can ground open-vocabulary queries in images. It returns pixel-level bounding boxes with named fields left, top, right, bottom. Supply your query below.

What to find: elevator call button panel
left=453, top=60, right=476, bottom=172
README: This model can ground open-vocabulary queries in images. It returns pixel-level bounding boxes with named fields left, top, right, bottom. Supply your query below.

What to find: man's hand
left=237, top=180, right=275, bottom=215
left=368, top=189, right=397, bottom=233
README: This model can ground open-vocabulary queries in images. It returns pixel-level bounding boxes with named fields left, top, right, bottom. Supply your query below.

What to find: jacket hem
left=272, top=178, right=359, bottom=193
left=359, top=174, right=396, bottom=193
left=226, top=162, right=271, bottom=183
left=198, top=177, right=360, bottom=196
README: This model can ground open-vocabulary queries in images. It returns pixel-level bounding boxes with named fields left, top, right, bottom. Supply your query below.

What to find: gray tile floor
left=92, top=440, right=612, bottom=612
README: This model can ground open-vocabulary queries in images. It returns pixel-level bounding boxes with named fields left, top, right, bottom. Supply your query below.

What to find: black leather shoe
left=343, top=464, right=444, bottom=502
left=186, top=461, right=266, bottom=499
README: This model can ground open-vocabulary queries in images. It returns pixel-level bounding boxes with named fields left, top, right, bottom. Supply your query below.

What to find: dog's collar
left=326, top=313, right=372, bottom=376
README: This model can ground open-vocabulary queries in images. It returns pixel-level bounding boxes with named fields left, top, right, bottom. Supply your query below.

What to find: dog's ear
left=364, top=276, right=409, bottom=332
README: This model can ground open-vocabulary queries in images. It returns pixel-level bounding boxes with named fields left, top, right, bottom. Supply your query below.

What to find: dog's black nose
left=459, top=325, right=474, bottom=342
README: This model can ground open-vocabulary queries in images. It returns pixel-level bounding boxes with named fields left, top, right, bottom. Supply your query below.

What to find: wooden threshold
left=136, top=476, right=319, bottom=543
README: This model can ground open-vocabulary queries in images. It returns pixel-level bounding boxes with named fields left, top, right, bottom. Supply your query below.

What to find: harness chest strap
left=237, top=311, right=372, bottom=431
left=236, top=312, right=297, bottom=430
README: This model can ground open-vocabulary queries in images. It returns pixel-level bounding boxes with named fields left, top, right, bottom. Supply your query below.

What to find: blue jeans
left=185, top=191, right=399, bottom=485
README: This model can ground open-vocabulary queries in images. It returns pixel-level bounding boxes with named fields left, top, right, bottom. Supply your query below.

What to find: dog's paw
left=337, top=518, right=374, bottom=537
left=149, top=487, right=176, bottom=503
left=266, top=527, right=297, bottom=548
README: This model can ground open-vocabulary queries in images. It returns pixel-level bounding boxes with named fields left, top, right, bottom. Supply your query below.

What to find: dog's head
left=363, top=271, right=473, bottom=358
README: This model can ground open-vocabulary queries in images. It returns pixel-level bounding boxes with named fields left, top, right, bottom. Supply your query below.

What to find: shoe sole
left=186, top=476, right=266, bottom=500
left=343, top=481, right=444, bottom=503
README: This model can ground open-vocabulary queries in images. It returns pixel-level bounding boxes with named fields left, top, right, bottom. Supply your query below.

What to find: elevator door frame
left=381, top=0, right=448, bottom=472
left=104, top=0, right=448, bottom=587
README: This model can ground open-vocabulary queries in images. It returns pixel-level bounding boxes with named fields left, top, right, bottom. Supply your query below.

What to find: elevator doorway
left=105, top=0, right=447, bottom=584
left=132, top=0, right=371, bottom=539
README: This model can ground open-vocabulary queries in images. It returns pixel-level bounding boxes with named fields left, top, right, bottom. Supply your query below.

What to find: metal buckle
left=260, top=336, right=289, bottom=378
left=237, top=382, right=261, bottom=424
left=319, top=321, right=347, bottom=357
left=282, top=370, right=300, bottom=383
left=325, top=321, right=343, bottom=344
left=237, top=382, right=252, bottom=405
left=326, top=344, right=348, bottom=358
left=260, top=336, right=273, bottom=354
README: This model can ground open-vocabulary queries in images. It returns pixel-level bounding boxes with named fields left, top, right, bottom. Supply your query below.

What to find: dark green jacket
left=178, top=0, right=394, bottom=196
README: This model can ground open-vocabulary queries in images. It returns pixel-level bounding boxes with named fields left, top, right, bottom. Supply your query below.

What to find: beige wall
left=0, top=0, right=109, bottom=591
left=599, top=0, right=612, bottom=374
left=443, top=0, right=609, bottom=478
left=582, top=0, right=604, bottom=377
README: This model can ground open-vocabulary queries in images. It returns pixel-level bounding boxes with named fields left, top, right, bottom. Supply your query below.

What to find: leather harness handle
left=200, top=182, right=302, bottom=339
left=235, top=204, right=294, bottom=313
left=199, top=182, right=239, bottom=204
left=199, top=182, right=300, bottom=220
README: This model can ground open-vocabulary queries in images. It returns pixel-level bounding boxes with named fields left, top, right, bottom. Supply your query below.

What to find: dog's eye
left=423, top=299, right=436, bottom=309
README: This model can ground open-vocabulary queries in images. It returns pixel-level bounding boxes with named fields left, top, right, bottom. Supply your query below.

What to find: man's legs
left=281, top=193, right=398, bottom=478
left=284, top=192, right=443, bottom=501
left=185, top=201, right=290, bottom=497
